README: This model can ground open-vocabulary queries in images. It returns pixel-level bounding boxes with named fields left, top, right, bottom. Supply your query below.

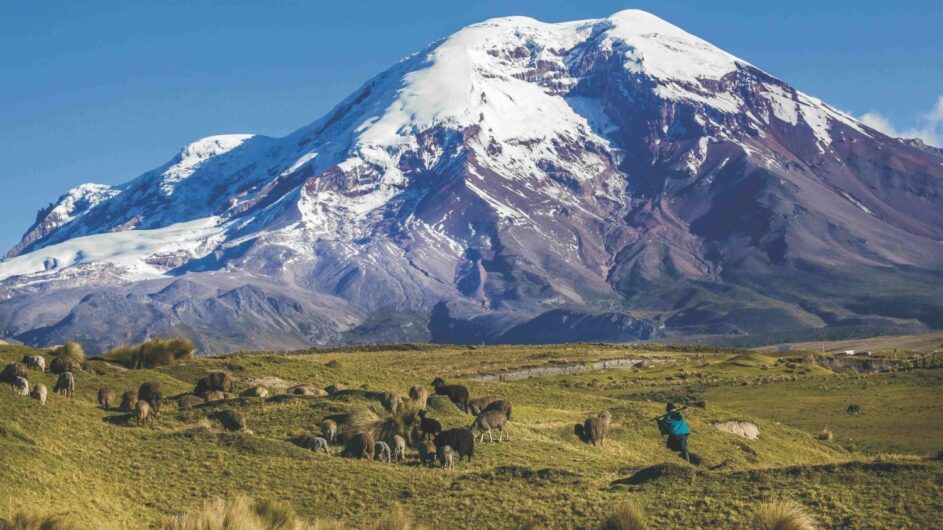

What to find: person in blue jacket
left=658, top=402, right=690, bottom=462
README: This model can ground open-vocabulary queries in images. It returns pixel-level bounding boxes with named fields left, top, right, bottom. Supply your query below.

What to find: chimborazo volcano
left=2, top=10, right=942, bottom=353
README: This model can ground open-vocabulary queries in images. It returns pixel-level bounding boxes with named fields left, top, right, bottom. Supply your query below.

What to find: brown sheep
left=49, top=356, right=75, bottom=375
left=240, top=385, right=269, bottom=398
left=135, top=400, right=150, bottom=426
left=484, top=399, right=512, bottom=420
left=409, top=385, right=429, bottom=409
left=417, top=439, right=437, bottom=467
left=177, top=394, right=205, bottom=409
left=194, top=371, right=234, bottom=396
left=343, top=432, right=375, bottom=460
left=1, top=362, right=28, bottom=388
left=584, top=410, right=612, bottom=447
left=212, top=409, right=247, bottom=431
left=468, top=395, right=501, bottom=415
left=30, top=383, right=47, bottom=405
left=204, top=391, right=234, bottom=402
left=320, top=419, right=338, bottom=443
left=119, top=391, right=138, bottom=412
left=380, top=392, right=403, bottom=414
left=54, top=372, right=75, bottom=397
left=138, top=382, right=163, bottom=414
left=470, top=409, right=510, bottom=443
left=98, top=387, right=115, bottom=410
left=289, top=384, right=326, bottom=396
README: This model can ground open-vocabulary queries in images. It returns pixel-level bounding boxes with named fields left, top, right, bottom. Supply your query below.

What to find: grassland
left=1, top=342, right=940, bottom=529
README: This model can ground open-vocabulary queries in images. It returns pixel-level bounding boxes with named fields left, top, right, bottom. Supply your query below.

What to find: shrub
left=0, top=508, right=81, bottom=530
left=104, top=338, right=195, bottom=369
left=164, top=494, right=346, bottom=530
left=51, top=342, right=85, bottom=364
left=817, top=427, right=833, bottom=441
left=368, top=506, right=413, bottom=530
left=601, top=501, right=648, bottom=530
left=752, top=499, right=816, bottom=530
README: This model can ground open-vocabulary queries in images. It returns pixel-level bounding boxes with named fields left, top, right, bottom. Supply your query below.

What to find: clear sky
left=1, top=0, right=941, bottom=253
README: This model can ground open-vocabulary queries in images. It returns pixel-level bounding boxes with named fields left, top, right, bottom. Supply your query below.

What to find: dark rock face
left=1, top=11, right=942, bottom=353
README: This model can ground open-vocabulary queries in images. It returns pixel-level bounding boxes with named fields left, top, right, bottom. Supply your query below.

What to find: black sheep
left=417, top=409, right=443, bottom=438
left=484, top=399, right=512, bottom=420
left=138, top=382, right=164, bottom=414
left=432, top=379, right=470, bottom=413
left=434, top=428, right=474, bottom=462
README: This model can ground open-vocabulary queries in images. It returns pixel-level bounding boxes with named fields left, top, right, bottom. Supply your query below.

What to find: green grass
left=1, top=342, right=940, bottom=528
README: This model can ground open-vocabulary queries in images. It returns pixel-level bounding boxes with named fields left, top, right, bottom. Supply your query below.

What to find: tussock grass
left=50, top=342, right=85, bottom=364
left=165, top=494, right=327, bottom=530
left=751, top=499, right=816, bottom=530
left=366, top=506, right=413, bottom=530
left=601, top=501, right=648, bottom=530
left=103, top=338, right=195, bottom=369
left=0, top=508, right=81, bottom=530
left=817, top=426, right=833, bottom=441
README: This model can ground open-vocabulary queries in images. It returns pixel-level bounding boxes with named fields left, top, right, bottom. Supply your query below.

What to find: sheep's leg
left=488, top=429, right=494, bottom=443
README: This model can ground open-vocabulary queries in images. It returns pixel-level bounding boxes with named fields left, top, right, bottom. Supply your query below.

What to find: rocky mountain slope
left=2, top=10, right=941, bottom=353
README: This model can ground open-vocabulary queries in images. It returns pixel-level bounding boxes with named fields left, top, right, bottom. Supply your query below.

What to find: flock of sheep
left=2, top=355, right=613, bottom=470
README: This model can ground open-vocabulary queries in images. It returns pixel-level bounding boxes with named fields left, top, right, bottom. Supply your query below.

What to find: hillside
left=2, top=9, right=942, bottom=352
left=1, top=342, right=940, bottom=528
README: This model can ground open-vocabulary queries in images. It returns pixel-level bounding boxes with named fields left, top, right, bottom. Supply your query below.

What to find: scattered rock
left=711, top=421, right=760, bottom=440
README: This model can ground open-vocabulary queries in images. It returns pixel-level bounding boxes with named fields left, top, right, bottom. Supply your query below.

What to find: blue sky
left=1, top=0, right=941, bottom=253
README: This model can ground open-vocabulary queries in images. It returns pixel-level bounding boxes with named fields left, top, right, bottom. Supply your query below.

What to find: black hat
left=666, top=402, right=676, bottom=412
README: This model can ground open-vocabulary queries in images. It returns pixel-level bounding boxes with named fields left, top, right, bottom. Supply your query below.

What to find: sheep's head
left=431, top=377, right=445, bottom=388
left=599, top=410, right=612, bottom=420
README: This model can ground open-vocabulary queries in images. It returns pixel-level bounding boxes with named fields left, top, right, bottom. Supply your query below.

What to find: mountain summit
left=2, top=10, right=942, bottom=352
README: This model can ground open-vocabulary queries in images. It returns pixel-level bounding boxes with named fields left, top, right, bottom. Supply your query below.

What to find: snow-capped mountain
left=2, top=10, right=942, bottom=353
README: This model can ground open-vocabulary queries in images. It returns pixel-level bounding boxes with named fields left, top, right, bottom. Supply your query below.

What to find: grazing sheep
left=320, top=419, right=337, bottom=442
left=22, top=355, right=46, bottom=373
left=375, top=441, right=392, bottom=463
left=380, top=392, right=404, bottom=414
left=432, top=379, right=470, bottom=413
left=212, top=409, right=247, bottom=432
left=98, top=387, right=115, bottom=410
left=484, top=399, right=512, bottom=420
left=393, top=435, right=407, bottom=462
left=54, top=372, right=75, bottom=397
left=194, top=371, right=234, bottom=396
left=120, top=391, right=138, bottom=412
left=30, top=383, right=47, bottom=405
left=846, top=404, right=862, bottom=415
left=468, top=395, right=501, bottom=415
left=138, top=382, right=163, bottom=414
left=1, top=362, right=28, bottom=388
left=437, top=445, right=455, bottom=470
left=14, top=376, right=29, bottom=396
left=434, top=428, right=474, bottom=462
left=417, top=439, right=437, bottom=467
left=409, top=385, right=429, bottom=409
left=204, top=391, right=232, bottom=402
left=49, top=357, right=75, bottom=375
left=177, top=394, right=205, bottom=409
left=470, top=410, right=509, bottom=443
left=307, top=436, right=331, bottom=454
left=417, top=409, right=442, bottom=439
left=343, top=432, right=375, bottom=460
left=584, top=410, right=612, bottom=447
left=135, top=400, right=150, bottom=426
left=289, top=384, right=326, bottom=396
left=240, top=385, right=269, bottom=399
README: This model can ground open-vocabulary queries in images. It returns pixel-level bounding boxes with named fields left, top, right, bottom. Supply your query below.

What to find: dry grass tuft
left=0, top=508, right=82, bottom=530
left=367, top=506, right=413, bottom=530
left=104, top=338, right=195, bottom=369
left=51, top=342, right=85, bottom=364
left=752, top=499, right=817, bottom=530
left=164, top=494, right=347, bottom=530
left=817, top=426, right=833, bottom=441
left=601, top=501, right=648, bottom=530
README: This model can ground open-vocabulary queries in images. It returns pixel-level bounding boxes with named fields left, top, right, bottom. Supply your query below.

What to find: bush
left=104, top=338, right=195, bottom=369
left=0, top=508, right=81, bottom=530
left=51, top=342, right=85, bottom=364
left=601, top=501, right=648, bottom=530
left=752, top=499, right=816, bottom=530
left=164, top=494, right=346, bottom=530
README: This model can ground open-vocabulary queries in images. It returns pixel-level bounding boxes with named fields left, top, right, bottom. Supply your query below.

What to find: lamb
left=343, top=432, right=375, bottom=460
left=437, top=445, right=455, bottom=470
left=54, top=372, right=75, bottom=397
left=417, top=439, right=437, bottom=467
left=468, top=395, right=501, bottom=415
left=194, top=370, right=234, bottom=396
left=138, top=382, right=163, bottom=414
left=14, top=376, right=29, bottom=396
left=417, top=409, right=442, bottom=439
left=409, top=385, right=429, bottom=410
left=1, top=362, right=28, bottom=388
left=98, top=387, right=115, bottom=410
left=484, top=399, right=512, bottom=420
left=135, top=400, right=150, bottom=426
left=393, top=435, right=407, bottom=462
left=307, top=436, right=331, bottom=454
left=432, top=378, right=469, bottom=413
left=120, top=391, right=138, bottom=412
left=240, top=385, right=269, bottom=399
left=470, top=410, right=509, bottom=443
left=177, top=394, right=205, bottom=409
left=434, top=428, right=474, bottom=462
left=30, top=383, right=47, bottom=405
left=320, top=419, right=337, bottom=443
left=380, top=392, right=403, bottom=414
left=584, top=410, right=612, bottom=447
left=22, top=355, right=46, bottom=373
left=375, top=441, right=392, bottom=463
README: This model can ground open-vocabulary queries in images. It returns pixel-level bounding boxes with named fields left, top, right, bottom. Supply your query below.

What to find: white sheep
left=320, top=418, right=337, bottom=442
left=14, top=376, right=29, bottom=396
left=30, top=383, right=47, bottom=405
left=375, top=441, right=392, bottom=463
left=309, top=436, right=331, bottom=454
left=393, top=435, right=407, bottom=462
left=438, top=445, right=455, bottom=470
